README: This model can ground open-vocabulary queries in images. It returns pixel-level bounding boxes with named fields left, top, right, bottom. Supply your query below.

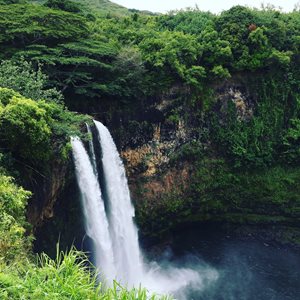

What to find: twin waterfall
left=71, top=120, right=143, bottom=285
left=95, top=122, right=143, bottom=285
left=71, top=120, right=216, bottom=295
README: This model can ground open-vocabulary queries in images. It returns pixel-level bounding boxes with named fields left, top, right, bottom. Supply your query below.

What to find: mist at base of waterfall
left=140, top=255, right=219, bottom=299
left=147, top=228, right=300, bottom=300
left=83, top=229, right=300, bottom=300
left=83, top=233, right=219, bottom=298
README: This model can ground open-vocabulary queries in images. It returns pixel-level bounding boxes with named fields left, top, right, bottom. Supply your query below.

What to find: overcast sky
left=113, top=0, right=299, bottom=13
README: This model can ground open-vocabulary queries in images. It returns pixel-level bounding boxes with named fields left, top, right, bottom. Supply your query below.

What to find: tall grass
left=0, top=247, right=171, bottom=300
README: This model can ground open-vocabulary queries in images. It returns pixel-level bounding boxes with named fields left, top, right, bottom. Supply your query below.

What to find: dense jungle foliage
left=0, top=0, right=300, bottom=297
left=0, top=0, right=298, bottom=111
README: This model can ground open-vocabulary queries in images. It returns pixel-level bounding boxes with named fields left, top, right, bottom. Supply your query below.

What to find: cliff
left=108, top=73, right=300, bottom=246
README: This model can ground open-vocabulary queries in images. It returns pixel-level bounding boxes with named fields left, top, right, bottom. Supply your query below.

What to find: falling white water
left=72, top=123, right=219, bottom=297
left=93, top=121, right=219, bottom=295
left=71, top=137, right=116, bottom=282
left=94, top=120, right=143, bottom=286
left=86, top=123, right=98, bottom=176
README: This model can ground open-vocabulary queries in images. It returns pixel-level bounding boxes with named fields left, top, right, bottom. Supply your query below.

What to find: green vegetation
left=0, top=57, right=169, bottom=300
left=32, top=0, right=133, bottom=16
left=0, top=86, right=89, bottom=166
left=137, top=159, right=300, bottom=236
left=0, top=1, right=296, bottom=112
left=0, top=173, right=31, bottom=263
left=0, top=0, right=300, bottom=297
left=0, top=248, right=170, bottom=299
left=0, top=59, right=62, bottom=102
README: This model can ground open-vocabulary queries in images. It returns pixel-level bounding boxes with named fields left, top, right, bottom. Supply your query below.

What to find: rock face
left=121, top=122, right=189, bottom=178
left=119, top=81, right=251, bottom=204
left=109, top=77, right=300, bottom=246
left=218, top=88, right=254, bottom=121
left=29, top=157, right=86, bottom=256
left=120, top=77, right=255, bottom=177
left=26, top=160, right=71, bottom=229
left=117, top=86, right=197, bottom=211
left=31, top=75, right=300, bottom=249
left=130, top=163, right=191, bottom=200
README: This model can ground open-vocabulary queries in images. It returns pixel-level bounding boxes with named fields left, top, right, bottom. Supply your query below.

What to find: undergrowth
left=0, top=247, right=171, bottom=300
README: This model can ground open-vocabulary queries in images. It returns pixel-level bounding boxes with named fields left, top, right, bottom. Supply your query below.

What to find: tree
left=158, top=9, right=215, bottom=35
left=246, top=27, right=271, bottom=69
left=139, top=30, right=204, bottom=88
left=282, top=105, right=300, bottom=163
left=0, top=0, right=26, bottom=4
left=198, top=27, right=232, bottom=72
left=0, top=59, right=62, bottom=102
left=44, top=0, right=82, bottom=13
left=0, top=3, right=88, bottom=50
left=111, top=46, right=146, bottom=99
left=216, top=6, right=257, bottom=66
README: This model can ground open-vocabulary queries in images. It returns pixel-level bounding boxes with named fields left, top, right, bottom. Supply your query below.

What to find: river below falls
left=144, top=225, right=300, bottom=300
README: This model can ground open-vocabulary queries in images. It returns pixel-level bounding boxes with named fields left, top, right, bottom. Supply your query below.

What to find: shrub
left=0, top=174, right=32, bottom=263
left=0, top=94, right=53, bottom=162
left=0, top=248, right=171, bottom=300
left=0, top=87, right=90, bottom=165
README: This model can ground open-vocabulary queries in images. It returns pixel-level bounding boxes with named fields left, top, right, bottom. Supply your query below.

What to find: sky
left=112, top=0, right=299, bottom=14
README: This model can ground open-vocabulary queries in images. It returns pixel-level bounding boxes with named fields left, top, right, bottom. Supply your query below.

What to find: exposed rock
left=121, top=120, right=191, bottom=178
left=26, top=160, right=70, bottom=229
left=217, top=87, right=254, bottom=121
left=130, top=163, right=192, bottom=201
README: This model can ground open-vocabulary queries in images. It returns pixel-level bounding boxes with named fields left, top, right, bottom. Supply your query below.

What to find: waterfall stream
left=71, top=137, right=116, bottom=282
left=71, top=122, right=218, bottom=297
left=94, top=120, right=143, bottom=286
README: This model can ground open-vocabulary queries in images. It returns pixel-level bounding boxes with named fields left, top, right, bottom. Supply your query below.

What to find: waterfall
left=72, top=123, right=219, bottom=296
left=71, top=137, right=116, bottom=282
left=94, top=120, right=143, bottom=285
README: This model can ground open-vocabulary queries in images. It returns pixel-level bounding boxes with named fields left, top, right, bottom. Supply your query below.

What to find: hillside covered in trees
left=0, top=0, right=300, bottom=298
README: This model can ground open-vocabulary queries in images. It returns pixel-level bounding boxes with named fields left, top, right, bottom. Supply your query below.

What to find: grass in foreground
left=0, top=248, right=171, bottom=300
